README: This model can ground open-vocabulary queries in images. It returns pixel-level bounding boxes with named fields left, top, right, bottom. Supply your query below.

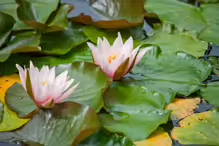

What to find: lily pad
left=200, top=82, right=219, bottom=106
left=79, top=128, right=134, bottom=146
left=199, top=4, right=219, bottom=45
left=172, top=110, right=219, bottom=145
left=5, top=83, right=37, bottom=118
left=64, top=0, right=144, bottom=29
left=134, top=128, right=172, bottom=146
left=40, top=28, right=88, bottom=55
left=56, top=62, right=111, bottom=112
left=142, top=29, right=208, bottom=57
left=144, top=0, right=206, bottom=33
left=131, top=48, right=212, bottom=103
left=0, top=102, right=100, bottom=146
left=165, top=98, right=201, bottom=120
left=209, top=57, right=219, bottom=75
left=0, top=104, right=29, bottom=132
left=0, top=12, right=15, bottom=47
left=100, top=83, right=170, bottom=141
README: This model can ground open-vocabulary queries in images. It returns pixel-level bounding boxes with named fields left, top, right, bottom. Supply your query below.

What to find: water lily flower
left=87, top=32, right=152, bottom=80
left=16, top=61, right=79, bottom=108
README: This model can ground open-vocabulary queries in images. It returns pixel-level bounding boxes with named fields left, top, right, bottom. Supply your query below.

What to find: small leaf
left=0, top=104, right=29, bottom=132
left=100, top=83, right=170, bottom=141
left=200, top=82, right=219, bottom=106
left=165, top=98, right=201, bottom=120
left=0, top=102, right=100, bottom=146
left=172, top=110, right=219, bottom=145
left=134, top=128, right=172, bottom=146
left=0, top=74, right=21, bottom=104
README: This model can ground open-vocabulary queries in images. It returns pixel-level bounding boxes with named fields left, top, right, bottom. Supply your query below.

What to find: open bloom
left=16, top=61, right=79, bottom=108
left=87, top=32, right=152, bottom=80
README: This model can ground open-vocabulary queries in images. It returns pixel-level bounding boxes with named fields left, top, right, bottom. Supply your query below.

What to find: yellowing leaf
left=0, top=74, right=21, bottom=104
left=134, top=128, right=172, bottom=146
left=0, top=105, right=29, bottom=132
left=171, top=110, right=219, bottom=145
left=165, top=98, right=201, bottom=120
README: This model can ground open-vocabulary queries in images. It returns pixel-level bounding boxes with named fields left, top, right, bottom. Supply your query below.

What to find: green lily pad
left=172, top=109, right=219, bottom=145
left=131, top=48, right=212, bottom=103
left=56, top=62, right=111, bottom=112
left=142, top=29, right=208, bottom=57
left=0, top=12, right=15, bottom=47
left=64, top=0, right=144, bottom=29
left=5, top=83, right=37, bottom=118
left=0, top=103, right=29, bottom=132
left=100, top=83, right=170, bottom=141
left=0, top=102, right=100, bottom=146
left=16, top=0, right=59, bottom=31
left=199, top=4, right=219, bottom=45
left=79, top=128, right=134, bottom=146
left=200, top=82, right=219, bottom=106
left=209, top=57, right=219, bottom=74
left=144, top=0, right=206, bottom=33
left=40, top=28, right=88, bottom=55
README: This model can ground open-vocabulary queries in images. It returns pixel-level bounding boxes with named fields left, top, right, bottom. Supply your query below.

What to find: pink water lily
left=87, top=32, right=152, bottom=80
left=16, top=61, right=79, bottom=108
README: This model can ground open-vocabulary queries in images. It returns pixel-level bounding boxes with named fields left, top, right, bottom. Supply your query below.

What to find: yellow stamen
left=42, top=81, right=47, bottom=86
left=108, top=55, right=117, bottom=64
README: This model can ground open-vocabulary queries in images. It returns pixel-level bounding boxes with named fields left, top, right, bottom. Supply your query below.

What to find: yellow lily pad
left=171, top=110, right=219, bottom=145
left=134, top=128, right=172, bottom=146
left=0, top=104, right=29, bottom=132
left=0, top=74, right=21, bottom=104
left=165, top=98, right=201, bottom=120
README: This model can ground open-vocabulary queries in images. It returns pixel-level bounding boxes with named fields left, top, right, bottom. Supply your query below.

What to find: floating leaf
left=0, top=102, right=100, bottom=146
left=142, top=29, right=208, bottom=57
left=100, top=83, right=170, bottom=141
left=199, top=4, right=219, bottom=45
left=0, top=104, right=29, bottom=132
left=0, top=12, right=15, bottom=47
left=16, top=0, right=59, bottom=31
left=144, top=0, right=206, bottom=32
left=165, top=98, right=201, bottom=120
left=56, top=62, right=111, bottom=112
left=5, top=83, right=37, bottom=118
left=209, top=57, right=219, bottom=75
left=131, top=48, right=212, bottom=103
left=64, top=0, right=144, bottom=29
left=172, top=110, right=219, bottom=145
left=79, top=128, right=134, bottom=146
left=0, top=74, right=21, bottom=104
left=200, top=82, right=219, bottom=106
left=40, top=28, right=88, bottom=55
left=134, top=128, right=172, bottom=146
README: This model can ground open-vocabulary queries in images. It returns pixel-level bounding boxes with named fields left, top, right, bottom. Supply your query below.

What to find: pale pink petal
left=54, top=82, right=80, bottom=103
left=63, top=79, right=74, bottom=90
left=112, top=32, right=123, bottom=50
left=102, top=37, right=111, bottom=49
left=97, top=37, right=103, bottom=48
left=47, top=67, right=55, bottom=85
left=55, top=70, right=68, bottom=85
left=51, top=84, right=67, bottom=100
left=122, top=36, right=134, bottom=55
left=29, top=61, right=40, bottom=98
left=34, top=84, right=49, bottom=103
left=16, top=64, right=27, bottom=90
left=134, top=46, right=153, bottom=66
left=87, top=42, right=102, bottom=65
left=127, top=46, right=140, bottom=70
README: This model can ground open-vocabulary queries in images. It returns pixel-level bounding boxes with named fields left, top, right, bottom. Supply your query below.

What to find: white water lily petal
left=16, top=61, right=79, bottom=108
left=16, top=64, right=27, bottom=90
left=87, top=32, right=150, bottom=80
left=55, top=83, right=80, bottom=103
left=134, top=46, right=153, bottom=66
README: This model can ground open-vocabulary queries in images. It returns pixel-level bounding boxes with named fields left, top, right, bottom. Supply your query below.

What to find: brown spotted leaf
left=172, top=110, right=219, bottom=145
left=134, top=128, right=172, bottom=146
left=165, top=98, right=201, bottom=120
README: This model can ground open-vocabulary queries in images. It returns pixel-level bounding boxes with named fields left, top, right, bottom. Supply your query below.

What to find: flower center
left=42, top=81, right=48, bottom=86
left=108, top=54, right=117, bottom=64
